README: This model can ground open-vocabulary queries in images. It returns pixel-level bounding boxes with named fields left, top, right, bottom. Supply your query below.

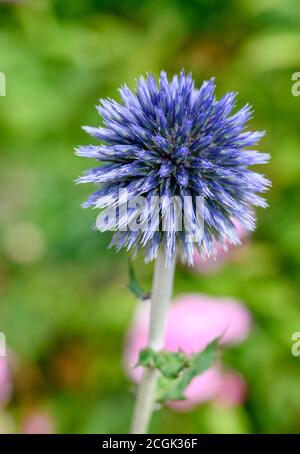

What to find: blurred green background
left=1, top=0, right=300, bottom=434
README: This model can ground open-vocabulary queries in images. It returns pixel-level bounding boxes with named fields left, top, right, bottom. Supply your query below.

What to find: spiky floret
left=76, top=70, right=270, bottom=266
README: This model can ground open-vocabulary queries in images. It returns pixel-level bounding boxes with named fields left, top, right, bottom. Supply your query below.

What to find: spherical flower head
left=76, top=70, right=270, bottom=266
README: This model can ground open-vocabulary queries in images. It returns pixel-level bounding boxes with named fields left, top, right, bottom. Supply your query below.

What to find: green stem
left=130, top=248, right=176, bottom=434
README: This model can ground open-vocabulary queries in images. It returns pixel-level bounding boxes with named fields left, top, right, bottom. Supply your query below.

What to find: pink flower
left=215, top=370, right=247, bottom=407
left=0, top=356, right=12, bottom=407
left=193, top=221, right=249, bottom=273
left=21, top=410, right=55, bottom=434
left=124, top=294, right=251, bottom=411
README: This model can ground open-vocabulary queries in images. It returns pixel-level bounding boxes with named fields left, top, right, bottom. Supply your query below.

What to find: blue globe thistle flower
left=76, top=71, right=270, bottom=266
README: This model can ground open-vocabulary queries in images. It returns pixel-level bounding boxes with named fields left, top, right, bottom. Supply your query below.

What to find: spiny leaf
left=136, top=342, right=218, bottom=404
left=137, top=348, right=155, bottom=367
left=157, top=375, right=186, bottom=402
left=187, top=341, right=217, bottom=377
left=156, top=341, right=218, bottom=404
left=153, top=351, right=187, bottom=379
left=128, top=260, right=150, bottom=301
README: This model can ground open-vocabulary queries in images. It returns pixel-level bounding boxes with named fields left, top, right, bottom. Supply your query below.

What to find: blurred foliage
left=0, top=0, right=300, bottom=434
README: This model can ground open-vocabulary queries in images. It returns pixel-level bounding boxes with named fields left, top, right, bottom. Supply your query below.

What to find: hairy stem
left=130, top=248, right=176, bottom=434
